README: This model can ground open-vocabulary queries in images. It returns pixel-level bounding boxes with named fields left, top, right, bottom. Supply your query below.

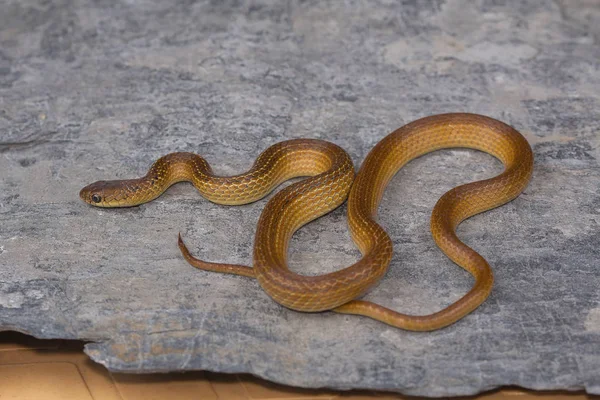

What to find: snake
left=80, top=113, right=533, bottom=331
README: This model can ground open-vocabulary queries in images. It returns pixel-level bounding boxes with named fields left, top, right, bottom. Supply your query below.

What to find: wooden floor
left=0, top=331, right=595, bottom=400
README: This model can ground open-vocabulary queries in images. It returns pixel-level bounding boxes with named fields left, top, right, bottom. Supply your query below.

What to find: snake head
left=79, top=179, right=142, bottom=208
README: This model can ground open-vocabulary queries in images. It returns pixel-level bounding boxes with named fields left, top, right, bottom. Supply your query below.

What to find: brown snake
left=80, top=113, right=534, bottom=331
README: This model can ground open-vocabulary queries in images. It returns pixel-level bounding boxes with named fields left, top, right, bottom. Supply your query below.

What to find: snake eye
left=91, top=194, right=102, bottom=203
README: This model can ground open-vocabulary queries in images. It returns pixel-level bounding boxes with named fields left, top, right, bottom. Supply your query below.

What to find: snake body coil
left=81, top=113, right=533, bottom=331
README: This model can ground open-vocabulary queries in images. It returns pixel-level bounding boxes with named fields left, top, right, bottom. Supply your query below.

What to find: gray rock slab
left=1, top=0, right=599, bottom=396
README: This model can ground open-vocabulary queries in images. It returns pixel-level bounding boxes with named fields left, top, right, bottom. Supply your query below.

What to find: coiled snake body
left=80, top=113, right=533, bottom=331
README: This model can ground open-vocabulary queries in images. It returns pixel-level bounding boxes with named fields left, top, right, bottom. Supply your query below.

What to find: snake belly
left=81, top=113, right=533, bottom=331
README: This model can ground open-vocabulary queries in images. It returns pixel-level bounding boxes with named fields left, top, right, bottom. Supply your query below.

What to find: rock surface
left=1, top=0, right=599, bottom=396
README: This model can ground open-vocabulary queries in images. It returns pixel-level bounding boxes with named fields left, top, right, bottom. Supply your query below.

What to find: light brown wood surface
left=0, top=332, right=596, bottom=400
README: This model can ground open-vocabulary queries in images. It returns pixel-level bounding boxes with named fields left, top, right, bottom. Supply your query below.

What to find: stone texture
left=1, top=0, right=599, bottom=396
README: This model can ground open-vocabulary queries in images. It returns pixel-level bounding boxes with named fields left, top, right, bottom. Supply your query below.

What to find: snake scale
left=80, top=113, right=534, bottom=331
